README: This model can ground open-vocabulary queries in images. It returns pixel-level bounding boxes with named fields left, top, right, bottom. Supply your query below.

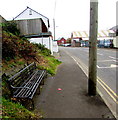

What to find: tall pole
left=88, top=0, right=98, bottom=96
left=53, top=0, right=56, bottom=40
left=53, top=18, right=56, bottom=40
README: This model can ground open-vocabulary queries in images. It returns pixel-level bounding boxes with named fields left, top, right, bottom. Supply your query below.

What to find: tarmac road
left=60, top=46, right=117, bottom=118
left=34, top=47, right=116, bottom=119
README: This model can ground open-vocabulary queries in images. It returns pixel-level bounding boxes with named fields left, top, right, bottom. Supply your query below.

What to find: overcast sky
left=0, top=0, right=117, bottom=39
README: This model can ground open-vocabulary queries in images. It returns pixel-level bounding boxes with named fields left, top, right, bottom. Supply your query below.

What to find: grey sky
left=0, top=0, right=117, bottom=39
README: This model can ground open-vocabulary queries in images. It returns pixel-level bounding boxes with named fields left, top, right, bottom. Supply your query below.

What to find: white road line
left=65, top=52, right=118, bottom=99
left=109, top=56, right=118, bottom=60
left=111, top=64, right=118, bottom=67
left=64, top=50, right=118, bottom=97
left=64, top=49, right=118, bottom=118
left=97, top=65, right=100, bottom=68
left=97, top=66, right=118, bottom=69
left=113, top=60, right=118, bottom=62
left=97, top=53, right=103, bottom=55
left=97, top=64, right=118, bottom=69
left=97, top=60, right=115, bottom=62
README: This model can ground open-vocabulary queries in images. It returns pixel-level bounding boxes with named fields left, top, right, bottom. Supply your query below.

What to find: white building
left=13, top=6, right=58, bottom=54
left=30, top=37, right=58, bottom=54
left=71, top=30, right=115, bottom=47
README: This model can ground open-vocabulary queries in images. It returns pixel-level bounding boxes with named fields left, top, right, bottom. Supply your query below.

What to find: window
left=29, top=9, right=32, bottom=15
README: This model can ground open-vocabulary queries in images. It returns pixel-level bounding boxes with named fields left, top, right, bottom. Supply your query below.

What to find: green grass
left=8, top=62, right=17, bottom=68
left=2, top=29, right=62, bottom=119
left=16, top=60, right=25, bottom=65
left=46, top=57, right=62, bottom=75
left=37, top=56, right=62, bottom=75
left=2, top=97, right=41, bottom=119
left=2, top=55, right=62, bottom=119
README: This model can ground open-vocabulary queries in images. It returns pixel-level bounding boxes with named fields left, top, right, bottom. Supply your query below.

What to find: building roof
left=110, top=25, right=118, bottom=32
left=72, top=30, right=115, bottom=38
left=13, top=6, right=50, bottom=28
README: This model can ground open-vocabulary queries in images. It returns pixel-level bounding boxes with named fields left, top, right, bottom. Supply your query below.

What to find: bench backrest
left=8, top=62, right=36, bottom=89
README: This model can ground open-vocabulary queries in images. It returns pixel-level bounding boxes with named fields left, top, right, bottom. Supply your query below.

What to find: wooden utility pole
left=88, top=0, right=98, bottom=96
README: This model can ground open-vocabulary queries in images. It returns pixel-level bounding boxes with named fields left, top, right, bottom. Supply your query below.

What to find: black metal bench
left=6, top=62, right=47, bottom=110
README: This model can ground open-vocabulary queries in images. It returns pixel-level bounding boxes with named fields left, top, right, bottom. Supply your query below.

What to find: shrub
left=2, top=32, right=37, bottom=60
left=2, top=33, right=19, bottom=60
left=34, top=43, right=51, bottom=56
left=2, top=21, right=20, bottom=36
left=19, top=42, right=37, bottom=58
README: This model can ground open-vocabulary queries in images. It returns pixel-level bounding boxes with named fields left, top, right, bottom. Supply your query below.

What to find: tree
left=66, top=38, right=71, bottom=43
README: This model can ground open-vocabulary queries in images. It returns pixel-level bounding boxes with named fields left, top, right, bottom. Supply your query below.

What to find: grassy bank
left=2, top=98, right=41, bottom=119
left=2, top=22, right=61, bottom=119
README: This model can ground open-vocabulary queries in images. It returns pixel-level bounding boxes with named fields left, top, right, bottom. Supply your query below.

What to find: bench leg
left=26, top=99, right=34, bottom=110
left=37, top=86, right=41, bottom=95
left=30, top=99, right=34, bottom=110
left=41, top=79, right=44, bottom=85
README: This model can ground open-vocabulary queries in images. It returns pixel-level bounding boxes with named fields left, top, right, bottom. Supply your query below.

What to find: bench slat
left=13, top=70, right=46, bottom=99
left=7, top=62, right=46, bottom=110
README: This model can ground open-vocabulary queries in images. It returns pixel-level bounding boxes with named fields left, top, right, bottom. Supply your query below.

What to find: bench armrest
left=11, top=85, right=30, bottom=89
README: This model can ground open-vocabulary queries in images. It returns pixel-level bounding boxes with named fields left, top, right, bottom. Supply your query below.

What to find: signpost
left=88, top=0, right=98, bottom=96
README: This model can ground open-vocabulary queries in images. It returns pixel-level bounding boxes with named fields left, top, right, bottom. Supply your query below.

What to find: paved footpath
left=34, top=50, right=116, bottom=119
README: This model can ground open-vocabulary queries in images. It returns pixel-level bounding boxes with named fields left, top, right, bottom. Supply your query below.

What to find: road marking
left=97, top=66, right=118, bottom=69
left=97, top=77, right=118, bottom=100
left=109, top=56, right=118, bottom=60
left=64, top=51, right=118, bottom=104
left=98, top=80, right=118, bottom=104
left=113, top=60, right=118, bottom=62
left=97, top=60, right=115, bottom=62
left=97, top=65, right=100, bottom=68
left=111, top=64, right=118, bottom=67
left=97, top=53, right=103, bottom=56
left=97, top=64, right=118, bottom=69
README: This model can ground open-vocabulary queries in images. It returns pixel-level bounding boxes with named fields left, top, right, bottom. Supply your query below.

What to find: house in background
left=13, top=7, right=58, bottom=54
left=57, top=37, right=66, bottom=46
left=97, top=30, right=115, bottom=48
left=13, top=6, right=50, bottom=37
left=110, top=25, right=118, bottom=48
left=71, top=30, right=115, bottom=48
left=71, top=31, right=85, bottom=47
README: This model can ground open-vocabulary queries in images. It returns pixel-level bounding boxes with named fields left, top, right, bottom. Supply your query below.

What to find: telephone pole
left=53, top=18, right=56, bottom=40
left=53, top=0, right=57, bottom=40
left=88, top=0, right=98, bottom=96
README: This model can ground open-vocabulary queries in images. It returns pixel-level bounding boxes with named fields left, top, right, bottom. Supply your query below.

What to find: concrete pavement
left=34, top=50, right=116, bottom=119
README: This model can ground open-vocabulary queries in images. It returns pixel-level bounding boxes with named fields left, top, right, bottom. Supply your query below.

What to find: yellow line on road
left=64, top=51, right=118, bottom=104
left=98, top=80, right=118, bottom=104
left=97, top=77, right=118, bottom=99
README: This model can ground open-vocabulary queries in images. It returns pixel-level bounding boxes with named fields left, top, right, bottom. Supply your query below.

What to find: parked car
left=62, top=44, right=71, bottom=47
left=98, top=39, right=113, bottom=48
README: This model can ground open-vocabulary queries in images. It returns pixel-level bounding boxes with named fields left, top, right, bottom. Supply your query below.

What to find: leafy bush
left=2, top=21, right=20, bottom=36
left=2, top=32, right=19, bottom=60
left=2, top=74, right=11, bottom=99
left=2, top=32, right=37, bottom=60
left=19, top=42, right=37, bottom=58
left=34, top=43, right=51, bottom=56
